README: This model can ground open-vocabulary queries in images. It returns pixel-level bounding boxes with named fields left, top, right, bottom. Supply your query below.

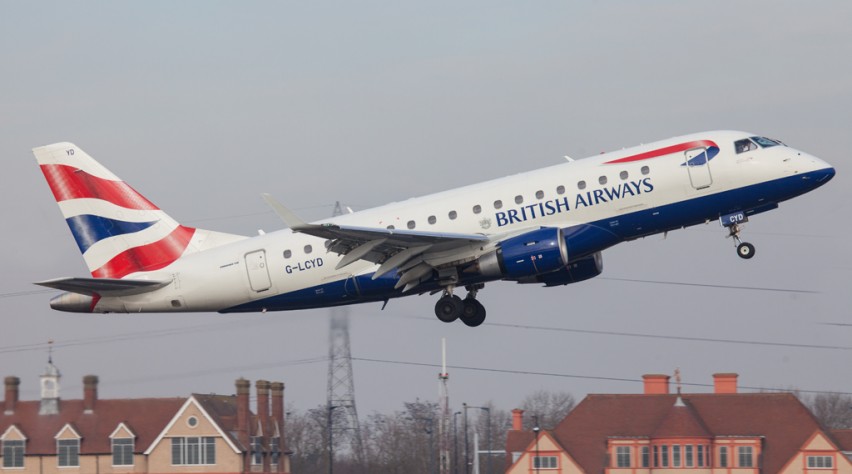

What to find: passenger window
left=304, top=245, right=312, bottom=254
left=735, top=138, right=758, bottom=154
left=283, top=250, right=292, bottom=259
left=493, top=200, right=503, bottom=210
left=578, top=181, right=586, bottom=190
left=641, top=165, right=650, bottom=175
left=473, top=205, right=482, bottom=214
left=535, top=190, right=544, bottom=199
left=515, top=195, right=523, bottom=204
left=448, top=210, right=457, bottom=220
left=428, top=215, right=436, bottom=225
left=556, top=185, right=565, bottom=195
left=620, top=170, right=629, bottom=180
left=407, top=220, right=416, bottom=229
left=599, top=176, right=607, bottom=185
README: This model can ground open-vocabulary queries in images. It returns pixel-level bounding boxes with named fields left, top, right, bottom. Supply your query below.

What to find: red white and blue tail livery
left=33, top=132, right=834, bottom=326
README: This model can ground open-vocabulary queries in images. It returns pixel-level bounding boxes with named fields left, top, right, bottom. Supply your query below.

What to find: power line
left=350, top=356, right=852, bottom=397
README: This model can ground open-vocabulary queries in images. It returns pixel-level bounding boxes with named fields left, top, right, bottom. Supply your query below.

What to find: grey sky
left=2, top=2, right=851, bottom=415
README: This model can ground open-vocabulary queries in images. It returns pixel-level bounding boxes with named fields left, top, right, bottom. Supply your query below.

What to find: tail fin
left=33, top=142, right=243, bottom=279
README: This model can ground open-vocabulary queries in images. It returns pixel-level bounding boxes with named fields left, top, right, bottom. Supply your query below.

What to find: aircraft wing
left=263, top=194, right=496, bottom=290
left=35, top=277, right=170, bottom=296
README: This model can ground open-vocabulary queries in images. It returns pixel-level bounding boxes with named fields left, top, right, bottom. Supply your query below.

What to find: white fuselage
left=86, top=131, right=833, bottom=313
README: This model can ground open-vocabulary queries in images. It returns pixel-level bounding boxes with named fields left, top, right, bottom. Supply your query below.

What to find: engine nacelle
left=519, top=252, right=603, bottom=286
left=50, top=292, right=95, bottom=313
left=477, top=227, right=569, bottom=279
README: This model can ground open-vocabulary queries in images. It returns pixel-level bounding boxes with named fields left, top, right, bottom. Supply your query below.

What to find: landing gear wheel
left=435, top=295, right=463, bottom=323
left=737, top=242, right=755, bottom=259
left=460, top=298, right=486, bottom=327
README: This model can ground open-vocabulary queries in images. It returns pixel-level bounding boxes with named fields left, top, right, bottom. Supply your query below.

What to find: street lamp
left=463, top=404, right=492, bottom=474
left=532, top=415, right=541, bottom=474
left=328, top=405, right=339, bottom=474
left=453, top=411, right=461, bottom=474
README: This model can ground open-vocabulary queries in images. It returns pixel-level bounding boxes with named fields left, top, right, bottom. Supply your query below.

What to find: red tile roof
left=547, top=392, right=826, bottom=474
left=0, top=398, right=184, bottom=454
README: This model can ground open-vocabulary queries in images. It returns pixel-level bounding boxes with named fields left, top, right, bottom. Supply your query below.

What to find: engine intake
left=477, top=227, right=568, bottom=279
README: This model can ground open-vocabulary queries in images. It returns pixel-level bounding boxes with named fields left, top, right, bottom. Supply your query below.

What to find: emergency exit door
left=245, top=250, right=272, bottom=292
left=684, top=147, right=713, bottom=189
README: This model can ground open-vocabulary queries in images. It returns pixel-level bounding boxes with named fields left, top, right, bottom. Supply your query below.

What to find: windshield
left=751, top=136, right=783, bottom=148
left=734, top=138, right=758, bottom=154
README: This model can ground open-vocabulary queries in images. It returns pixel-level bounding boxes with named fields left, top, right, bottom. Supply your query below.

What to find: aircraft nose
left=817, top=166, right=836, bottom=184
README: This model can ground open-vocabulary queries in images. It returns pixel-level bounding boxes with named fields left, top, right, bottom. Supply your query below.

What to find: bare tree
left=520, top=389, right=576, bottom=430
left=806, top=392, right=852, bottom=429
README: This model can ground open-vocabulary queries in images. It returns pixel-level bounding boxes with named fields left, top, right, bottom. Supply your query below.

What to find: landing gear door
left=245, top=250, right=272, bottom=293
left=684, top=147, right=713, bottom=190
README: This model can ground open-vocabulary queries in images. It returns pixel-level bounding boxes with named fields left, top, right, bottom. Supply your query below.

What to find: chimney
left=713, top=373, right=738, bottom=394
left=4, top=376, right=19, bottom=414
left=643, top=374, right=671, bottom=394
left=511, top=408, right=524, bottom=431
left=271, top=381, right=285, bottom=467
left=236, top=378, right=251, bottom=448
left=83, top=375, right=98, bottom=413
left=256, top=380, right=270, bottom=471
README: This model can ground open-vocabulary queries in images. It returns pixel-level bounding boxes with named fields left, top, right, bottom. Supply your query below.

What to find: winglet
left=262, top=194, right=310, bottom=231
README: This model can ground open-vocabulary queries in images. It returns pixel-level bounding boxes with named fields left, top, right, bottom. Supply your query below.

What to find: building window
left=661, top=445, right=669, bottom=467
left=719, top=446, right=728, bottom=467
left=685, top=445, right=693, bottom=467
left=556, top=185, right=565, bottom=195
left=653, top=445, right=659, bottom=467
left=271, top=437, right=281, bottom=466
left=641, top=446, right=650, bottom=468
left=112, top=438, right=134, bottom=466
left=2, top=440, right=24, bottom=468
left=428, top=215, right=436, bottom=225
left=171, top=437, right=216, bottom=465
left=532, top=456, right=557, bottom=469
left=251, top=436, right=263, bottom=466
left=738, top=446, right=753, bottom=467
left=672, top=444, right=681, bottom=467
left=697, top=445, right=704, bottom=467
left=807, top=455, right=833, bottom=469
left=448, top=210, right=457, bottom=220
left=616, top=446, right=631, bottom=467
left=57, top=439, right=80, bottom=467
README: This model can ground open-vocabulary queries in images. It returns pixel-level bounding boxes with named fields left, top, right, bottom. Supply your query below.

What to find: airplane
left=32, top=131, right=834, bottom=326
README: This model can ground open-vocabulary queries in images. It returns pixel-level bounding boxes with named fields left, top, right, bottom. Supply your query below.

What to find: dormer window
left=2, top=440, right=24, bottom=468
left=57, top=439, right=80, bottom=467
left=112, top=438, right=134, bottom=466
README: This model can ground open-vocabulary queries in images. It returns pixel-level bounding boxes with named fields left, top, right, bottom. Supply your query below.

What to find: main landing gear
left=727, top=223, right=756, bottom=259
left=434, top=284, right=486, bottom=327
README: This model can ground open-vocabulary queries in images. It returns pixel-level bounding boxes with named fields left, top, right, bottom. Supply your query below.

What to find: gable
left=54, top=423, right=81, bottom=440
left=109, top=422, right=136, bottom=439
left=1, top=425, right=27, bottom=441
left=805, top=432, right=838, bottom=451
left=143, top=396, right=240, bottom=455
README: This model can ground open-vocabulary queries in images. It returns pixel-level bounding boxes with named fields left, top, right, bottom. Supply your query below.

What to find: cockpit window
left=751, top=136, right=783, bottom=148
left=734, top=138, right=758, bottom=154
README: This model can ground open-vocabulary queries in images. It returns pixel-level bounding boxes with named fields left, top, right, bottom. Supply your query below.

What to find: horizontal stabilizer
left=35, top=277, right=170, bottom=296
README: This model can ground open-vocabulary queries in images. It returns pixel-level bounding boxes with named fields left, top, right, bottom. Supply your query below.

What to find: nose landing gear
left=727, top=222, right=756, bottom=260
left=434, top=284, right=486, bottom=326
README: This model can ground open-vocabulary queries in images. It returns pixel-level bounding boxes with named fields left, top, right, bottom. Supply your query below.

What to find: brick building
left=506, top=373, right=852, bottom=473
left=0, top=360, right=291, bottom=473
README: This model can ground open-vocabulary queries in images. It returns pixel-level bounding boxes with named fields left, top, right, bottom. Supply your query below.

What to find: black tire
left=737, top=242, right=756, bottom=259
left=460, top=299, right=486, bottom=327
left=435, top=295, right=463, bottom=323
